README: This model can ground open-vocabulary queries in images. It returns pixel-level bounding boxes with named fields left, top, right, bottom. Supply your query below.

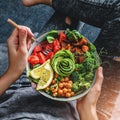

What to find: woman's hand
left=0, top=26, right=33, bottom=95
left=76, top=67, right=103, bottom=120
left=7, top=26, right=33, bottom=79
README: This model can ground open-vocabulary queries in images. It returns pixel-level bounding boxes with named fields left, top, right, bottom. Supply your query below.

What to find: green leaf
left=47, top=36, right=55, bottom=43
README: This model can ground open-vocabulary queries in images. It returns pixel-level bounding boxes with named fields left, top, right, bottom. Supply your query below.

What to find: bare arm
left=0, top=26, right=33, bottom=96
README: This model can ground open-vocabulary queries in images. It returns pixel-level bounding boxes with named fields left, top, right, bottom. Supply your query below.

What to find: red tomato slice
left=37, top=52, right=46, bottom=64
left=45, top=43, right=53, bottom=51
left=53, top=39, right=61, bottom=53
left=28, top=55, right=40, bottom=65
left=33, top=45, right=42, bottom=53
left=59, top=32, right=66, bottom=42
left=47, top=52, right=54, bottom=59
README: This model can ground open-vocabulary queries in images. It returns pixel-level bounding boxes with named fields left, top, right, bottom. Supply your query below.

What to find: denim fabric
left=52, top=0, right=120, bottom=55
left=0, top=0, right=54, bottom=43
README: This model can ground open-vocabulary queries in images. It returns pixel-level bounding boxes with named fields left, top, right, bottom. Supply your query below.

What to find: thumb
left=18, top=28, right=27, bottom=50
left=94, top=67, right=104, bottom=89
left=85, top=67, right=104, bottom=104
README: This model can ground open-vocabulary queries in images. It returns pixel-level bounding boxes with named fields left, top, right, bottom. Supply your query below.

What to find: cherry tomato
left=28, top=55, right=40, bottom=65
left=33, top=45, right=42, bottom=53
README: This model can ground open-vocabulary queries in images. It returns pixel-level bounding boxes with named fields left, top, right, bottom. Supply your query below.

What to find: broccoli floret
left=72, top=80, right=90, bottom=92
left=72, top=81, right=80, bottom=92
left=75, top=64, right=86, bottom=73
left=85, top=72, right=94, bottom=81
left=88, top=43, right=96, bottom=52
left=82, top=52, right=98, bottom=72
left=70, top=71, right=79, bottom=82
left=79, top=81, right=90, bottom=89
left=82, top=58, right=95, bottom=72
left=79, top=72, right=85, bottom=78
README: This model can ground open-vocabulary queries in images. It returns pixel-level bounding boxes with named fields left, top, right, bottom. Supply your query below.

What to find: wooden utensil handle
left=8, top=18, right=20, bottom=29
left=7, top=18, right=35, bottom=41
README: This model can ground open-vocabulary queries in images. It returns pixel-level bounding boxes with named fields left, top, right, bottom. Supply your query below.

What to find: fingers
left=7, top=28, right=19, bottom=53
left=94, top=67, right=104, bottom=89
left=18, top=26, right=34, bottom=50
left=19, top=28, right=27, bottom=50
left=25, top=27, right=34, bottom=38
left=7, top=28, right=18, bottom=45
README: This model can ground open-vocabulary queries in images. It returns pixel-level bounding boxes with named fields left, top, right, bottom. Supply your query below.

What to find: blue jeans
left=51, top=0, right=120, bottom=56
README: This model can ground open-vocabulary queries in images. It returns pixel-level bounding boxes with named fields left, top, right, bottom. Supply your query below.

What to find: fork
left=43, top=49, right=51, bottom=55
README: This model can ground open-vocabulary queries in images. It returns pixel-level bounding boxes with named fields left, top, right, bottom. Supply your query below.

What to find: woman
left=22, top=0, right=120, bottom=56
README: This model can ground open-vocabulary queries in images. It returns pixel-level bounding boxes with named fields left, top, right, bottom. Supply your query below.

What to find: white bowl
left=26, top=30, right=98, bottom=101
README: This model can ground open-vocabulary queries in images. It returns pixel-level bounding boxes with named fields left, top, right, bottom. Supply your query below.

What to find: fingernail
left=21, top=29, right=27, bottom=35
left=99, top=67, right=103, bottom=73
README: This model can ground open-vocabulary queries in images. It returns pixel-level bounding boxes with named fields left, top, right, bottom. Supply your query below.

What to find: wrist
left=6, top=67, right=21, bottom=81
left=77, top=105, right=98, bottom=120
left=0, top=69, right=20, bottom=95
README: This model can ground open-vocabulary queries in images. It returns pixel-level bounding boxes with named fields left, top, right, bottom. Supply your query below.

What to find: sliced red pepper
left=47, top=52, right=54, bottom=60
left=33, top=45, right=42, bottom=53
left=44, top=43, right=53, bottom=51
left=53, top=39, right=61, bottom=53
left=59, top=32, right=66, bottom=42
left=37, top=52, right=46, bottom=64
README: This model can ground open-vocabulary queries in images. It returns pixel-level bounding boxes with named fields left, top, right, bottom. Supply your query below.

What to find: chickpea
left=66, top=92, right=71, bottom=98
left=66, top=83, right=72, bottom=89
left=51, top=80, right=56, bottom=85
left=67, top=89, right=72, bottom=92
left=51, top=87, right=57, bottom=93
left=68, top=80, right=73, bottom=84
left=64, top=77, right=69, bottom=82
left=52, top=92, right=58, bottom=97
left=58, top=82, right=64, bottom=88
left=61, top=78, right=65, bottom=82
left=71, top=91, right=75, bottom=96
left=63, top=82, right=67, bottom=87
left=63, top=88, right=68, bottom=93
left=57, top=89, right=63, bottom=95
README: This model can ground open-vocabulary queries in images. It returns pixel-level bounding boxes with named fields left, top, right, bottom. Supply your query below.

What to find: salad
left=27, top=29, right=100, bottom=98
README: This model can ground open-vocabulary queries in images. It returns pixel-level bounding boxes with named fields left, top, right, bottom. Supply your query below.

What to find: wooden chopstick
left=7, top=18, right=36, bottom=41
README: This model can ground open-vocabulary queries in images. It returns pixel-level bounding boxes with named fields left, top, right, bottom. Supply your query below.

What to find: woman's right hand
left=7, top=26, right=34, bottom=79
